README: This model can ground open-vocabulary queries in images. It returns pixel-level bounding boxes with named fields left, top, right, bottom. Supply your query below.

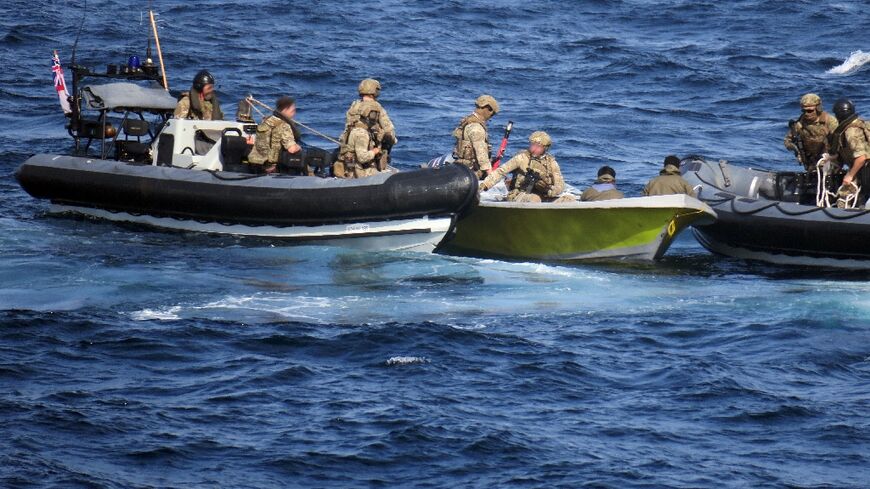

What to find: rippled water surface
left=1, top=1, right=869, bottom=487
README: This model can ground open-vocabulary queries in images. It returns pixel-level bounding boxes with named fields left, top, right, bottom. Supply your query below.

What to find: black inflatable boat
left=682, top=156, right=870, bottom=267
left=16, top=154, right=478, bottom=252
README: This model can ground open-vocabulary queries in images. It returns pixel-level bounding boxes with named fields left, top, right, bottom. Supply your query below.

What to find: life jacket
left=451, top=113, right=489, bottom=166
left=183, top=87, right=223, bottom=120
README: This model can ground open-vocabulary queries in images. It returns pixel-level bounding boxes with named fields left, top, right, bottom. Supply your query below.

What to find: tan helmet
left=355, top=99, right=381, bottom=123
left=800, top=93, right=821, bottom=108
left=358, top=78, right=381, bottom=97
left=529, top=131, right=552, bottom=148
left=475, top=94, right=500, bottom=114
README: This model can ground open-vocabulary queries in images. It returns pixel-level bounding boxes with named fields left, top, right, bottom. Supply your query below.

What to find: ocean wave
left=827, top=50, right=870, bottom=75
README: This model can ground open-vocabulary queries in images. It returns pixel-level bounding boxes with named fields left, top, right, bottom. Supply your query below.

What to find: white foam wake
left=827, top=50, right=870, bottom=75
left=386, top=356, right=428, bottom=366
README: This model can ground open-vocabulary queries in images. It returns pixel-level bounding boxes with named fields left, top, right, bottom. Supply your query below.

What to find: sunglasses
left=802, top=107, right=817, bottom=113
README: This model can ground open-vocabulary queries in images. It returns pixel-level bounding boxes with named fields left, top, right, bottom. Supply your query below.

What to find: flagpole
left=148, top=9, right=168, bottom=90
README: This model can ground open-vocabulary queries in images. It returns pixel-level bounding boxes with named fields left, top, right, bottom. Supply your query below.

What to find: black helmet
left=192, top=70, right=215, bottom=92
left=833, top=98, right=855, bottom=121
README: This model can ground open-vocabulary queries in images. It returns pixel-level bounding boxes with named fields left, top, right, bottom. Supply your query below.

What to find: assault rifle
left=522, top=169, right=542, bottom=193
left=788, top=119, right=806, bottom=167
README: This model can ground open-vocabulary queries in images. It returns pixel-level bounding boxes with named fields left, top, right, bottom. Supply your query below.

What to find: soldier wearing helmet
left=642, top=155, right=696, bottom=197
left=174, top=70, right=223, bottom=120
left=479, top=131, right=574, bottom=203
left=783, top=93, right=838, bottom=170
left=828, top=99, right=870, bottom=200
left=452, top=95, right=500, bottom=179
left=334, top=100, right=387, bottom=179
left=339, top=78, right=399, bottom=168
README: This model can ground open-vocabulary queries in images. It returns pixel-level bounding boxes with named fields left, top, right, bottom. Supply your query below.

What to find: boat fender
left=718, top=160, right=732, bottom=187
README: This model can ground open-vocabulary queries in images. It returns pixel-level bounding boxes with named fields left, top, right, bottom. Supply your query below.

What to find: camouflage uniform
left=335, top=124, right=380, bottom=179
left=784, top=111, right=838, bottom=170
left=452, top=112, right=492, bottom=179
left=342, top=99, right=396, bottom=142
left=830, top=117, right=870, bottom=168
left=643, top=165, right=696, bottom=197
left=481, top=150, right=573, bottom=203
left=247, top=115, right=298, bottom=166
left=174, top=89, right=222, bottom=120
left=580, top=175, right=624, bottom=201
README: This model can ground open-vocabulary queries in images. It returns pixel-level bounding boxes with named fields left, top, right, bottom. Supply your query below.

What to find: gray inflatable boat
left=681, top=156, right=870, bottom=268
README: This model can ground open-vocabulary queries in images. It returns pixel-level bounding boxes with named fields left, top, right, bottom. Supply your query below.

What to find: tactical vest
left=508, top=152, right=555, bottom=196
left=339, top=123, right=378, bottom=168
left=252, top=116, right=285, bottom=164
left=183, top=88, right=223, bottom=120
left=794, top=112, right=833, bottom=161
left=452, top=114, right=489, bottom=168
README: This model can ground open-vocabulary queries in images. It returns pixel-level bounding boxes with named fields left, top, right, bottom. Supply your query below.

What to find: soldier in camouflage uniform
left=783, top=93, right=838, bottom=170
left=174, top=70, right=223, bottom=120
left=580, top=166, right=624, bottom=201
left=643, top=155, right=696, bottom=197
left=247, top=96, right=302, bottom=173
left=338, top=79, right=397, bottom=171
left=829, top=99, right=870, bottom=203
left=334, top=100, right=386, bottom=179
left=479, top=131, right=574, bottom=203
left=452, top=95, right=500, bottom=180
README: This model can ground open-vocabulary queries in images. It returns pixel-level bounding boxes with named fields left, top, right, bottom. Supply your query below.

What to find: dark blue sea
left=1, top=1, right=869, bottom=487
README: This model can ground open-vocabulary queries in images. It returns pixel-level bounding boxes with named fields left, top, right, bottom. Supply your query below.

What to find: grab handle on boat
left=718, top=160, right=732, bottom=187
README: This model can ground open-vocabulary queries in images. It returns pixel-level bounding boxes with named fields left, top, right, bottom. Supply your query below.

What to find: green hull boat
left=441, top=195, right=717, bottom=262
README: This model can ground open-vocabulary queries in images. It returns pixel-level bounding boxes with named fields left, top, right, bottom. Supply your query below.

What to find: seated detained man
left=479, top=131, right=574, bottom=203
left=581, top=166, right=624, bottom=201
left=643, top=155, right=696, bottom=197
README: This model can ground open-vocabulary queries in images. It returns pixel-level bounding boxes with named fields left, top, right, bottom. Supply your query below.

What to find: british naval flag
left=52, top=50, right=71, bottom=114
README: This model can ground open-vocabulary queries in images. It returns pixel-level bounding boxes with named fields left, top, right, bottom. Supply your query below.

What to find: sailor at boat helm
left=479, top=131, right=574, bottom=203
left=247, top=96, right=302, bottom=174
left=581, top=166, right=624, bottom=201
left=174, top=70, right=223, bottom=120
left=643, top=155, right=696, bottom=197
left=334, top=100, right=389, bottom=179
left=828, top=98, right=870, bottom=202
left=453, top=95, right=500, bottom=180
left=783, top=93, right=838, bottom=171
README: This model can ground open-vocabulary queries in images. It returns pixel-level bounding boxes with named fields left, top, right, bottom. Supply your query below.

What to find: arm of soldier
left=467, top=123, right=491, bottom=172
left=842, top=128, right=870, bottom=185
left=546, top=161, right=566, bottom=197
left=480, top=155, right=520, bottom=191
left=379, top=110, right=397, bottom=143
left=642, top=180, right=651, bottom=196
left=280, top=124, right=301, bottom=153
left=352, top=130, right=377, bottom=164
left=783, top=127, right=797, bottom=152
left=173, top=96, right=190, bottom=119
